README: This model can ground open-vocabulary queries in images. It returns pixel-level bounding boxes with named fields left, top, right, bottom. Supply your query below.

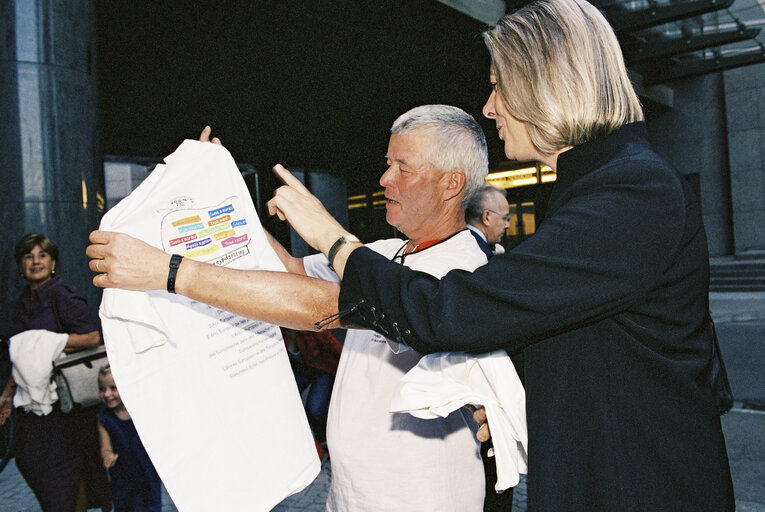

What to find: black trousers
left=15, top=406, right=111, bottom=512
left=482, top=439, right=515, bottom=511
left=15, top=407, right=83, bottom=512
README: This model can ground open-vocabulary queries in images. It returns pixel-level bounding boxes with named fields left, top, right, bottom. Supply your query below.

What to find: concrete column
left=287, top=169, right=348, bottom=258
left=723, top=63, right=765, bottom=255
left=646, top=73, right=733, bottom=257
left=0, top=0, right=103, bottom=336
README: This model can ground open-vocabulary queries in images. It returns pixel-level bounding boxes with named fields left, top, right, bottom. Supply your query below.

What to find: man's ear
left=442, top=169, right=466, bottom=202
left=481, top=209, right=493, bottom=227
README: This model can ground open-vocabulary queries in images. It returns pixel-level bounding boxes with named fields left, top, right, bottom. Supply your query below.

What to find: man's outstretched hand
left=87, top=231, right=171, bottom=291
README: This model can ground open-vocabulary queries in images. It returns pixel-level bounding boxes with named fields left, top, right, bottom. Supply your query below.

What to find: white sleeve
left=302, top=253, right=340, bottom=282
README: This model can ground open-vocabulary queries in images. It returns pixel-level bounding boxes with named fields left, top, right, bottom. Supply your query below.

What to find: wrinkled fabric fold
left=10, top=329, right=69, bottom=415
left=391, top=350, right=527, bottom=491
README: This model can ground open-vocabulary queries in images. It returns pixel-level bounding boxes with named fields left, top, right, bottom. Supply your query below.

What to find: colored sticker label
left=208, top=204, right=234, bottom=217
left=179, top=223, right=205, bottom=233
left=215, top=229, right=236, bottom=241
left=184, top=244, right=220, bottom=259
left=170, top=234, right=198, bottom=247
left=208, top=215, right=231, bottom=227
left=221, top=234, right=248, bottom=247
left=186, top=238, right=212, bottom=250
left=172, top=215, right=202, bottom=227
left=199, top=223, right=230, bottom=237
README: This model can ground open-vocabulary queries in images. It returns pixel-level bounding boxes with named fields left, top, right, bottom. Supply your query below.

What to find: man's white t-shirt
left=304, top=230, right=488, bottom=512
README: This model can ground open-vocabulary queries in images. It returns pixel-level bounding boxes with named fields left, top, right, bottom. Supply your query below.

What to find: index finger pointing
left=272, top=164, right=311, bottom=196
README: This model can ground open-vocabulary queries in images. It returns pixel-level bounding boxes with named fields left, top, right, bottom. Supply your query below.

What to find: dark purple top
left=12, top=275, right=98, bottom=336
left=97, top=408, right=162, bottom=511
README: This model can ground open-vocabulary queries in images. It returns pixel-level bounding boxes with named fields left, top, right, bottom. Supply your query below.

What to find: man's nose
left=379, top=167, right=394, bottom=187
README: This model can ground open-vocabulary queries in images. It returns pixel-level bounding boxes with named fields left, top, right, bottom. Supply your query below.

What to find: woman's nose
left=482, top=91, right=496, bottom=119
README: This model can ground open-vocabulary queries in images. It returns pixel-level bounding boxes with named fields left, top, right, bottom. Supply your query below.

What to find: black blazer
left=467, top=227, right=494, bottom=260
left=339, top=123, right=733, bottom=511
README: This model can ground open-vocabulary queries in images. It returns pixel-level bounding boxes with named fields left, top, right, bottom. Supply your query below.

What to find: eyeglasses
left=485, top=209, right=512, bottom=223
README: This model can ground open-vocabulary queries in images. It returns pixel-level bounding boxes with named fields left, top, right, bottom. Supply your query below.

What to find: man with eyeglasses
left=466, top=185, right=512, bottom=259
left=463, top=184, right=518, bottom=511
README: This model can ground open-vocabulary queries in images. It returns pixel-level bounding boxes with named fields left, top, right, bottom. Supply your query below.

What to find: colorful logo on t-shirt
left=161, top=196, right=250, bottom=266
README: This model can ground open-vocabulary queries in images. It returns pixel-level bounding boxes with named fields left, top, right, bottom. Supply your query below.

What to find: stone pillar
left=0, top=0, right=103, bottom=336
left=287, top=169, right=348, bottom=258
left=646, top=73, right=733, bottom=257
left=724, top=62, right=765, bottom=255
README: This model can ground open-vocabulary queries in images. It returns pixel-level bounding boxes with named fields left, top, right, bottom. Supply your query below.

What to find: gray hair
left=465, top=185, right=506, bottom=224
left=391, top=105, right=489, bottom=208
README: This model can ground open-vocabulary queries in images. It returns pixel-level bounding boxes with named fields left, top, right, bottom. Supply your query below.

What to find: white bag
left=52, top=345, right=108, bottom=412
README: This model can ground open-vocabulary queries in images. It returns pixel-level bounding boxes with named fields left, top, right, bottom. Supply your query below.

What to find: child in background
left=97, top=366, right=162, bottom=512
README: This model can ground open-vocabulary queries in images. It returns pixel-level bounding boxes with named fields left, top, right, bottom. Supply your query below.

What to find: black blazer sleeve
left=339, top=156, right=693, bottom=356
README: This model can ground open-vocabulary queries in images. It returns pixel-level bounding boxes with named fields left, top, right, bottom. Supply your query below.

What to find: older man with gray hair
left=299, top=104, right=489, bottom=511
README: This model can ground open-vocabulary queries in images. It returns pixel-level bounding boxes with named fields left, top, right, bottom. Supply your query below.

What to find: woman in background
left=0, top=233, right=110, bottom=512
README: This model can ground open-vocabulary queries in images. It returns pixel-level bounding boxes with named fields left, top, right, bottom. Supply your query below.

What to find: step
left=711, top=276, right=765, bottom=284
left=709, top=255, right=765, bottom=292
left=710, top=261, right=765, bottom=271
left=734, top=249, right=765, bottom=261
left=709, top=284, right=765, bottom=292
left=711, top=272, right=765, bottom=281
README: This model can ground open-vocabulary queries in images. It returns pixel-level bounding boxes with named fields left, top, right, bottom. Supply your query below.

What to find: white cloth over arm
left=390, top=350, right=528, bottom=491
left=99, top=140, right=319, bottom=512
left=9, top=330, right=68, bottom=415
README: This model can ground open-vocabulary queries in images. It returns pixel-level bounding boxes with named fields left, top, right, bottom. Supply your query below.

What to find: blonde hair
left=482, top=0, right=643, bottom=154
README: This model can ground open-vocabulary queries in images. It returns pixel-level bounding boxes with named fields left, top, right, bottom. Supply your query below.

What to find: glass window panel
left=521, top=202, right=536, bottom=235
left=540, top=165, right=557, bottom=183
left=506, top=204, right=519, bottom=236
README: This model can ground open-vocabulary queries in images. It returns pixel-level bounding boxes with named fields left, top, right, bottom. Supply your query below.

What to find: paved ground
left=710, top=291, right=765, bottom=323
left=0, top=291, right=762, bottom=511
left=0, top=454, right=529, bottom=512
left=3, top=409, right=763, bottom=512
